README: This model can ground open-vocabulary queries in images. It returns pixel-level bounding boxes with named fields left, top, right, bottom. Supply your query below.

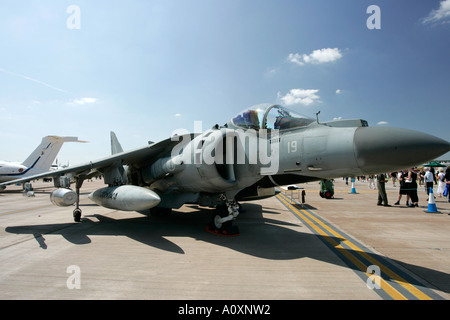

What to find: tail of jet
left=110, top=131, right=124, bottom=155
left=22, top=136, right=87, bottom=172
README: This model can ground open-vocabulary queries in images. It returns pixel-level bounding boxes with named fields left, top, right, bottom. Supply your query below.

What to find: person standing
left=430, top=167, right=437, bottom=184
left=424, top=167, right=434, bottom=199
left=390, top=172, right=397, bottom=187
left=419, top=169, right=425, bottom=186
left=403, top=168, right=413, bottom=206
left=445, top=167, right=450, bottom=204
left=377, top=173, right=390, bottom=206
left=407, top=168, right=419, bottom=207
left=395, top=170, right=408, bottom=205
left=437, top=168, right=446, bottom=198
left=368, top=175, right=376, bottom=190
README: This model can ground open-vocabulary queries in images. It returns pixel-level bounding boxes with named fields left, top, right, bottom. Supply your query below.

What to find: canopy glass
left=229, top=104, right=314, bottom=130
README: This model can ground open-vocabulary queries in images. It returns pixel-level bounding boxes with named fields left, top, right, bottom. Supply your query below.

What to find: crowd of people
left=345, top=166, right=450, bottom=208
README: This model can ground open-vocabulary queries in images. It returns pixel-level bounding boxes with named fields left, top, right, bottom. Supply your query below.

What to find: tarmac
left=0, top=177, right=449, bottom=300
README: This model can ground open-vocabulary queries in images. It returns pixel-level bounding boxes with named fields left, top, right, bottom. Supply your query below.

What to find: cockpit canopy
left=228, top=104, right=315, bottom=131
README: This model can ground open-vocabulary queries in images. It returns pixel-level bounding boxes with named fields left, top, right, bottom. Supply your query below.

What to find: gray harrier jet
left=1, top=104, right=448, bottom=235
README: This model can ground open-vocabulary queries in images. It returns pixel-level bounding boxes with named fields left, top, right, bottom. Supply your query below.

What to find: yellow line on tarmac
left=277, top=192, right=433, bottom=300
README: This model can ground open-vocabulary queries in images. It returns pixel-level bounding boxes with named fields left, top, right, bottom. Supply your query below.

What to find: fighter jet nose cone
left=354, top=127, right=449, bottom=174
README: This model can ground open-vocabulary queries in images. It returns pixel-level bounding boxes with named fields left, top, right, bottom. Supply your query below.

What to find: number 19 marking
left=287, top=141, right=297, bottom=153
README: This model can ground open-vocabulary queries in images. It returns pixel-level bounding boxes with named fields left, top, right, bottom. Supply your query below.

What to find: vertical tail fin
left=110, top=131, right=124, bottom=155
left=22, top=136, right=86, bottom=171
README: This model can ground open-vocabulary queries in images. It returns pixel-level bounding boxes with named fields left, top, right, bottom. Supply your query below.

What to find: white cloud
left=277, top=89, right=321, bottom=106
left=174, top=113, right=181, bottom=117
left=304, top=48, right=342, bottom=64
left=422, top=0, right=450, bottom=24
left=70, top=97, right=98, bottom=105
left=264, top=67, right=279, bottom=77
left=377, top=121, right=389, bottom=126
left=336, top=89, right=342, bottom=94
left=287, top=53, right=304, bottom=66
left=288, top=48, right=342, bottom=66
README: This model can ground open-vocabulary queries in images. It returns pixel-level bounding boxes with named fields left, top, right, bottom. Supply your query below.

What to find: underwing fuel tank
left=50, top=188, right=77, bottom=207
left=88, top=185, right=161, bottom=211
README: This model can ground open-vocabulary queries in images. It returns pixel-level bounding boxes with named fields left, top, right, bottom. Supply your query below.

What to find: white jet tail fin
left=22, top=136, right=86, bottom=171
left=110, top=131, right=124, bottom=155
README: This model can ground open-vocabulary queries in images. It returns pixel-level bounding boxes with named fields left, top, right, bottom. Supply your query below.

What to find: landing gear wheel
left=206, top=207, right=240, bottom=236
left=214, top=215, right=224, bottom=229
left=73, top=208, right=82, bottom=222
left=73, top=176, right=84, bottom=223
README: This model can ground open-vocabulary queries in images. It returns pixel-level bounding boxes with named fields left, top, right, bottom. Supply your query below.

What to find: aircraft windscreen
left=264, top=105, right=315, bottom=130
left=229, top=105, right=314, bottom=130
left=229, top=107, right=263, bottom=129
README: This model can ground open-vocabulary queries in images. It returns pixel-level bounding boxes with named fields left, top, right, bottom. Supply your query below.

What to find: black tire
left=73, top=208, right=82, bottom=222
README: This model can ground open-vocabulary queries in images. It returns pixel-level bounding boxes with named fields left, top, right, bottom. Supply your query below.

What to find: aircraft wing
left=0, top=135, right=186, bottom=187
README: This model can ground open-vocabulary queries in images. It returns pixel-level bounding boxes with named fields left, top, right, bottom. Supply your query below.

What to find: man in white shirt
left=424, top=167, right=434, bottom=197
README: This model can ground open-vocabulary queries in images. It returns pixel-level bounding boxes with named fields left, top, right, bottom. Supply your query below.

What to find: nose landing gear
left=206, top=196, right=241, bottom=236
left=72, top=177, right=84, bottom=222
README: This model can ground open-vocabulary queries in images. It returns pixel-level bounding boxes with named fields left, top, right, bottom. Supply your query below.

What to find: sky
left=1, top=0, right=449, bottom=165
